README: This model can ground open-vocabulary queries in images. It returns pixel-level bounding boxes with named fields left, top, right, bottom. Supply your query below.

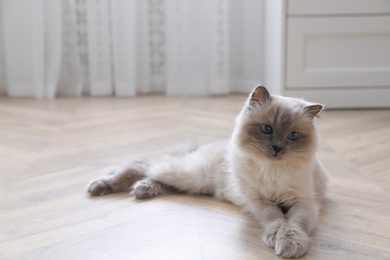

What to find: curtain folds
left=0, top=0, right=264, bottom=98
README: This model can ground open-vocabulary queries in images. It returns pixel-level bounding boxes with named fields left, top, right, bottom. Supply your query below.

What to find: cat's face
left=237, top=86, right=323, bottom=163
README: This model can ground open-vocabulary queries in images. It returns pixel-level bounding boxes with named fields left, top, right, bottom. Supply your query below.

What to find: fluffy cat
left=87, top=86, right=328, bottom=258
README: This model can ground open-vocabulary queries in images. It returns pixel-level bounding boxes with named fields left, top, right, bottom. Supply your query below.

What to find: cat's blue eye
left=287, top=132, right=299, bottom=141
left=260, top=124, right=273, bottom=135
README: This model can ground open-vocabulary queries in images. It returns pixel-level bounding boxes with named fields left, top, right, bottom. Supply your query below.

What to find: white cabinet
left=288, top=0, right=390, bottom=15
left=264, top=0, right=390, bottom=108
left=287, top=16, right=390, bottom=89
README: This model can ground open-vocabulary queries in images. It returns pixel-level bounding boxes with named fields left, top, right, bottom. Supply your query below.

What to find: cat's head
left=235, top=86, right=323, bottom=163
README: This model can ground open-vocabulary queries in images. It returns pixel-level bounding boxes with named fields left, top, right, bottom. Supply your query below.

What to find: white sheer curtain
left=0, top=0, right=264, bottom=98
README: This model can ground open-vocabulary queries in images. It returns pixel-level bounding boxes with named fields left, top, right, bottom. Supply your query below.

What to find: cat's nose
left=272, top=145, right=283, bottom=154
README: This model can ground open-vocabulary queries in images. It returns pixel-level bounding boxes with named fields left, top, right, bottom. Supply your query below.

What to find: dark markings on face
left=240, top=103, right=316, bottom=160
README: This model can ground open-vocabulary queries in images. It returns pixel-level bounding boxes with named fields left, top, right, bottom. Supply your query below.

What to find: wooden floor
left=0, top=95, right=389, bottom=259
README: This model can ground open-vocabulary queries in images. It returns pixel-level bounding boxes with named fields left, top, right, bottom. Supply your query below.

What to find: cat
left=87, top=86, right=328, bottom=258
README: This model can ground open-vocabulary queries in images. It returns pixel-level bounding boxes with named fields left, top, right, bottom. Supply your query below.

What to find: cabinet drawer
left=288, top=0, right=390, bottom=15
left=286, top=16, right=390, bottom=89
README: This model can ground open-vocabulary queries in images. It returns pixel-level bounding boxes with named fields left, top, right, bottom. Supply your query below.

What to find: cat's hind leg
left=87, top=161, right=147, bottom=196
left=133, top=178, right=177, bottom=199
left=141, top=142, right=227, bottom=197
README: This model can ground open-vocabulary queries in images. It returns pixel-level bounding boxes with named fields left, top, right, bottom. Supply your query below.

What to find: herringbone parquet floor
left=0, top=95, right=389, bottom=259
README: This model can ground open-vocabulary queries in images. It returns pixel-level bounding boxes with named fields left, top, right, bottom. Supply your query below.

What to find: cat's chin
left=267, top=154, right=284, bottom=161
left=265, top=153, right=313, bottom=165
left=265, top=152, right=302, bottom=163
left=272, top=154, right=283, bottom=159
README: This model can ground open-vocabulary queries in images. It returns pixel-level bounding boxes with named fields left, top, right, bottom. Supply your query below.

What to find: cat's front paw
left=275, top=225, right=309, bottom=258
left=262, top=219, right=285, bottom=248
left=87, top=178, right=115, bottom=196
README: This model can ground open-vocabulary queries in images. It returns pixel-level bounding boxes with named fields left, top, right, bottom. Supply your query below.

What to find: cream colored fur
left=87, top=86, right=328, bottom=258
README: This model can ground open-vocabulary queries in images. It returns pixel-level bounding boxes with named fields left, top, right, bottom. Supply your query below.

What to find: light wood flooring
left=0, top=95, right=389, bottom=259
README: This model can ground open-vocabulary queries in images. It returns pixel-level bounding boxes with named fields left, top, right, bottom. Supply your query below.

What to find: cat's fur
left=87, top=86, right=328, bottom=258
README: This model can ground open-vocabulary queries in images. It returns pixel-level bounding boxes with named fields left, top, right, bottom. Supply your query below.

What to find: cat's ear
left=250, top=86, right=271, bottom=104
left=304, top=104, right=323, bottom=119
